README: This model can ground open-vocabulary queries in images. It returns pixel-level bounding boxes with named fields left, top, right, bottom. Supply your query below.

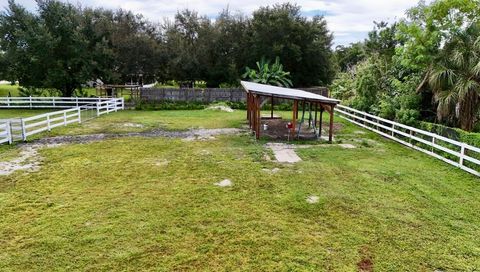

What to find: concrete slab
left=339, top=143, right=356, bottom=149
left=266, top=143, right=302, bottom=163
left=214, top=179, right=232, bottom=187
left=306, top=195, right=319, bottom=204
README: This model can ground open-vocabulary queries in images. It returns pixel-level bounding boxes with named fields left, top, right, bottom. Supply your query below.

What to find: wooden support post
left=252, top=95, right=257, bottom=135
left=271, top=95, right=274, bottom=119
left=246, top=92, right=250, bottom=125
left=292, top=99, right=297, bottom=138
left=256, top=95, right=261, bottom=139
left=319, top=107, right=324, bottom=138
left=249, top=92, right=253, bottom=128
left=328, top=105, right=334, bottom=143
left=294, top=100, right=299, bottom=119
left=308, top=102, right=312, bottom=128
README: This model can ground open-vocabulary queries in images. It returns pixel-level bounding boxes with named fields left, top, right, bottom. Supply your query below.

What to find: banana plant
left=242, top=57, right=293, bottom=87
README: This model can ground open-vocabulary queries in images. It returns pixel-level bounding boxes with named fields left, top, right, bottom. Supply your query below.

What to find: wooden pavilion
left=241, top=81, right=340, bottom=142
left=96, top=84, right=142, bottom=98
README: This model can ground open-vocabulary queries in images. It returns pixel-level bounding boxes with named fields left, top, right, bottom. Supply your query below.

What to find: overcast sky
left=0, top=0, right=421, bottom=46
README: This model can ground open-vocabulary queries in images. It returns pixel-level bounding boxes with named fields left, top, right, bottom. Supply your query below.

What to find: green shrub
left=134, top=100, right=248, bottom=111
left=135, top=101, right=208, bottom=110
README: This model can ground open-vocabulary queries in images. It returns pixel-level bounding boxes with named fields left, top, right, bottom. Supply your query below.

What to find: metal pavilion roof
left=240, top=81, right=340, bottom=104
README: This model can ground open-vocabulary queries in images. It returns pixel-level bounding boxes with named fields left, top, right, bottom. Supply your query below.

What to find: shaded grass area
left=0, top=109, right=53, bottom=119
left=1, top=110, right=480, bottom=270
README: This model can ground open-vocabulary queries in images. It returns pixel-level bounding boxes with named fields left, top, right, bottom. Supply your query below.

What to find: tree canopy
left=0, top=1, right=335, bottom=95
left=331, top=0, right=480, bottom=131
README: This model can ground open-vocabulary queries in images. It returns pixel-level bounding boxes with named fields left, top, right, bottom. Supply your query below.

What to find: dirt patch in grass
left=1, top=128, right=243, bottom=175
left=357, top=246, right=374, bottom=272
left=0, top=145, right=43, bottom=175
left=205, top=105, right=234, bottom=112
left=33, top=127, right=244, bottom=145
left=260, top=119, right=344, bottom=140
left=121, top=123, right=145, bottom=128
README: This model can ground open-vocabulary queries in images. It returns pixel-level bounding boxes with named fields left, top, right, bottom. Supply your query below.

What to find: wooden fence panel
left=140, top=87, right=328, bottom=103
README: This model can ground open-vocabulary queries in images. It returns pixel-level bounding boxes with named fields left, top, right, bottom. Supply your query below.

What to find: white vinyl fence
left=336, top=104, right=480, bottom=177
left=96, top=98, right=123, bottom=116
left=1, top=97, right=124, bottom=143
left=0, top=96, right=120, bottom=109
left=20, top=107, right=82, bottom=140
left=0, top=121, right=12, bottom=144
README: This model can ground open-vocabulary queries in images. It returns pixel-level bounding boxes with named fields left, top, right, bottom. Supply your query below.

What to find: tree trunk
left=459, top=90, right=479, bottom=131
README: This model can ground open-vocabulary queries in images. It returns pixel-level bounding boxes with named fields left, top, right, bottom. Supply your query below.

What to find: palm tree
left=428, top=22, right=480, bottom=131
left=242, top=56, right=293, bottom=87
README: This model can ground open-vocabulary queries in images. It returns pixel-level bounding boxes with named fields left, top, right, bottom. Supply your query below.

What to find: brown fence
left=140, top=87, right=328, bottom=103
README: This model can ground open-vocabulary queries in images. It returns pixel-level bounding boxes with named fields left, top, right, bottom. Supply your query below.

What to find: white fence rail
left=0, top=121, right=12, bottom=144
left=97, top=98, right=123, bottom=116
left=0, top=96, right=121, bottom=109
left=1, top=97, right=124, bottom=143
left=336, top=104, right=480, bottom=177
left=21, top=107, right=81, bottom=140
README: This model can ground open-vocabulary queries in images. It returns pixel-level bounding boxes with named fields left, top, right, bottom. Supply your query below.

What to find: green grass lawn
left=0, top=109, right=54, bottom=119
left=1, top=109, right=480, bottom=271
left=33, top=109, right=284, bottom=137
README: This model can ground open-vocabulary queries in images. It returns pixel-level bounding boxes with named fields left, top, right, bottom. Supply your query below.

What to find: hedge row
left=418, top=121, right=480, bottom=148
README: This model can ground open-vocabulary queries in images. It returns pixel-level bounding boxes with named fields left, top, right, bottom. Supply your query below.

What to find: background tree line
left=0, top=0, right=334, bottom=96
left=331, top=0, right=480, bottom=132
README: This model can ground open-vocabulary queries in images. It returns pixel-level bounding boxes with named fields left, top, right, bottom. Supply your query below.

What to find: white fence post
left=63, top=111, right=67, bottom=126
left=7, top=121, right=12, bottom=144
left=431, top=137, right=435, bottom=153
left=29, top=96, right=32, bottom=109
left=460, top=144, right=466, bottom=166
left=21, top=118, right=27, bottom=141
left=47, top=115, right=51, bottom=131
left=96, top=102, right=100, bottom=117
left=77, top=107, right=81, bottom=123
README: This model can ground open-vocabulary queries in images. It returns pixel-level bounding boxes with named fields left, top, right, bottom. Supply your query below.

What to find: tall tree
left=164, top=9, right=209, bottom=85
left=248, top=3, right=335, bottom=87
left=429, top=22, right=480, bottom=131
left=0, top=0, right=45, bottom=87
left=37, top=0, right=93, bottom=96
left=0, top=0, right=93, bottom=96
left=334, top=42, right=366, bottom=72
left=199, top=9, right=248, bottom=87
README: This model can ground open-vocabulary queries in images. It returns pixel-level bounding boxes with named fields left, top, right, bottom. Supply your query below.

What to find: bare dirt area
left=33, top=128, right=244, bottom=145
left=260, top=119, right=343, bottom=140
left=0, top=144, right=53, bottom=175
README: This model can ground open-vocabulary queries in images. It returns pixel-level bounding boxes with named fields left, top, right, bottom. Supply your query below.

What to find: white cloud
left=0, top=0, right=420, bottom=45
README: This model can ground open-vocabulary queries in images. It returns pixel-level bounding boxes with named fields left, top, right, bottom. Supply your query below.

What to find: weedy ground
left=0, top=109, right=479, bottom=271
